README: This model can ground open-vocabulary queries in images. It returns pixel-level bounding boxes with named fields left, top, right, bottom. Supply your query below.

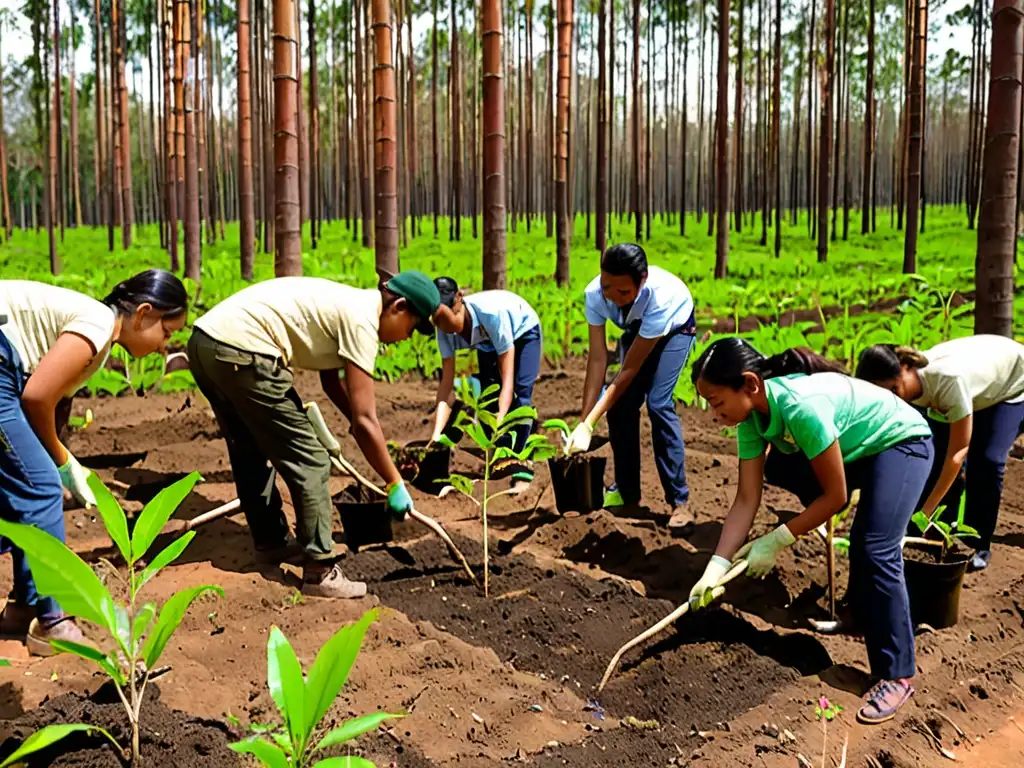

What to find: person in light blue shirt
left=566, top=244, right=696, bottom=531
left=431, top=278, right=543, bottom=485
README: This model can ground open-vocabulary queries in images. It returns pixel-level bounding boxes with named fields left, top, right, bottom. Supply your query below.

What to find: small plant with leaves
left=230, top=608, right=404, bottom=767
left=911, top=492, right=979, bottom=558
left=443, top=380, right=558, bottom=596
left=813, top=696, right=846, bottom=768
left=0, top=472, right=223, bottom=766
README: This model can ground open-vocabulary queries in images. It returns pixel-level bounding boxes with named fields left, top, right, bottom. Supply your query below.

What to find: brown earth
left=2, top=359, right=1024, bottom=766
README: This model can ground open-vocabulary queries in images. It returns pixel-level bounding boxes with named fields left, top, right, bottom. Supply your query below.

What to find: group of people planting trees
left=2, top=245, right=1024, bottom=729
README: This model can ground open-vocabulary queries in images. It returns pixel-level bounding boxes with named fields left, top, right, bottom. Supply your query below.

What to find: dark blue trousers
left=0, top=330, right=64, bottom=618
left=765, top=436, right=934, bottom=680
left=608, top=330, right=694, bottom=506
left=477, top=325, right=542, bottom=455
left=920, top=402, right=1024, bottom=550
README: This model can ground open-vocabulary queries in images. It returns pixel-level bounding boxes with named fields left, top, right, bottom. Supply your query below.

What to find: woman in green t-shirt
left=687, top=338, right=934, bottom=725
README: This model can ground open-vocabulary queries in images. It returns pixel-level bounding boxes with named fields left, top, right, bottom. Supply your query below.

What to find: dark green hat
left=385, top=270, right=441, bottom=334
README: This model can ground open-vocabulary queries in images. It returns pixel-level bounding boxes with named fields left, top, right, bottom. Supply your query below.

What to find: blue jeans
left=766, top=436, right=934, bottom=680
left=477, top=325, right=542, bottom=455
left=919, top=402, right=1024, bottom=550
left=608, top=330, right=694, bottom=506
left=0, top=329, right=65, bottom=618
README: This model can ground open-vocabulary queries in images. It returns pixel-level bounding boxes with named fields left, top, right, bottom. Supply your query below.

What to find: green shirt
left=736, top=373, right=931, bottom=462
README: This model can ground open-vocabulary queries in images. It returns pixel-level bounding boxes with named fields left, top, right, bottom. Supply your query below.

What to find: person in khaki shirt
left=188, top=271, right=441, bottom=599
left=0, top=270, right=188, bottom=656
left=857, top=335, right=1024, bottom=571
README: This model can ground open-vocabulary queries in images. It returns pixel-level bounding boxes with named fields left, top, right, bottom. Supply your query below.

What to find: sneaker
left=301, top=562, right=368, bottom=599
left=968, top=549, right=991, bottom=572
left=0, top=601, right=33, bottom=639
left=603, top=487, right=625, bottom=508
left=667, top=506, right=696, bottom=534
left=26, top=616, right=89, bottom=658
left=856, top=679, right=914, bottom=725
left=255, top=534, right=303, bottom=565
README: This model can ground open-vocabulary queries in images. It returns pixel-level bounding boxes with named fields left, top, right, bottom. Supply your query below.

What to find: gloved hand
left=733, top=524, right=797, bottom=578
left=386, top=481, right=413, bottom=521
left=57, top=450, right=97, bottom=509
left=689, top=555, right=732, bottom=610
left=566, top=422, right=593, bottom=455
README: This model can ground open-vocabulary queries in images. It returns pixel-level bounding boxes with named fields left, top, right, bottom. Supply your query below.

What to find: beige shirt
left=914, top=335, right=1024, bottom=422
left=194, top=277, right=381, bottom=373
left=0, top=280, right=116, bottom=395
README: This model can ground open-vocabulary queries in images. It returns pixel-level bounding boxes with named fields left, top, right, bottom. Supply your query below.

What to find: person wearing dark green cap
left=189, top=271, right=440, bottom=599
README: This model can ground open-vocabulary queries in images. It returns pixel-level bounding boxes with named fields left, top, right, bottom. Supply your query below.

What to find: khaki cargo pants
left=187, top=329, right=335, bottom=561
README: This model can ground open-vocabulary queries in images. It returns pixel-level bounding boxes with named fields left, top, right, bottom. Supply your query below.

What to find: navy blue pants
left=765, top=436, right=933, bottom=680
left=477, top=325, right=542, bottom=455
left=0, top=330, right=65, bottom=618
left=608, top=330, right=694, bottom=506
left=920, top=402, right=1024, bottom=550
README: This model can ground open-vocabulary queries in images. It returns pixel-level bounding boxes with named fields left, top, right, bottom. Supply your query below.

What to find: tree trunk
left=183, top=0, right=201, bottom=279
left=975, top=0, right=1022, bottom=337
left=714, top=0, right=729, bottom=278
left=734, top=0, right=744, bottom=233
left=862, top=0, right=875, bottom=234
left=309, top=0, right=320, bottom=249
left=772, top=0, right=781, bottom=257
left=431, top=0, right=440, bottom=236
left=680, top=0, right=688, bottom=236
left=371, top=0, right=398, bottom=275
left=450, top=0, right=461, bottom=240
left=68, top=7, right=81, bottom=229
left=546, top=5, right=554, bottom=238
left=806, top=0, right=815, bottom=234
left=163, top=0, right=179, bottom=269
left=115, top=0, right=133, bottom=247
left=596, top=0, right=607, bottom=253
left=630, top=0, right=640, bottom=241
left=93, top=0, right=107, bottom=232
left=482, top=0, right=506, bottom=289
left=903, top=0, right=926, bottom=274
left=239, top=0, right=255, bottom=278
left=816, top=0, right=834, bottom=262
left=830, top=0, right=842, bottom=242
left=555, top=0, right=573, bottom=285
left=52, top=0, right=64, bottom=242
left=608, top=0, right=615, bottom=227
left=273, top=0, right=301, bottom=274
left=0, top=41, right=10, bottom=239
left=354, top=0, right=372, bottom=246
left=406, top=7, right=417, bottom=234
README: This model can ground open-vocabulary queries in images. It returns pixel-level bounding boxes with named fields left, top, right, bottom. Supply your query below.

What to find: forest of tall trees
left=0, top=0, right=1021, bottom=328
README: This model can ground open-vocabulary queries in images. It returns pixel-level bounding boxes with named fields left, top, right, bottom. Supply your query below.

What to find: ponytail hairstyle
left=691, top=337, right=848, bottom=388
left=855, top=344, right=929, bottom=382
left=103, top=269, right=188, bottom=319
left=601, top=243, right=649, bottom=287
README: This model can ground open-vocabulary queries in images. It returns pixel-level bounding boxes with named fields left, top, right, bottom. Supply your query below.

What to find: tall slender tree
left=274, top=0, right=302, bottom=274
left=354, top=0, right=372, bottom=245
left=862, top=0, right=875, bottom=234
left=772, top=0, right=781, bottom=257
left=309, top=0, right=320, bottom=248
left=714, top=0, right=730, bottom=278
left=482, top=0, right=507, bottom=288
left=595, top=0, right=607, bottom=253
left=631, top=0, right=640, bottom=241
left=734, top=0, right=743, bottom=233
left=555, top=0, right=573, bottom=285
left=372, top=0, right=398, bottom=275
left=904, top=0, right=926, bottom=273
left=182, top=0, right=201, bottom=279
left=239, top=0, right=255, bottom=278
left=115, top=0, right=133, bottom=247
left=816, top=0, right=835, bottom=262
left=431, top=0, right=440, bottom=235
left=451, top=0, right=461, bottom=239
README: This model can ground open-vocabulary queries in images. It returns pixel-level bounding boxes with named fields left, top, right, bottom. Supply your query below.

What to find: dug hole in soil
left=4, top=361, right=1024, bottom=766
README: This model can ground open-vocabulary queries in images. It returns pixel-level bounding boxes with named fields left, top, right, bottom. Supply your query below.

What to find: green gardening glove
left=386, top=481, right=413, bottom=522
left=733, top=524, right=796, bottom=578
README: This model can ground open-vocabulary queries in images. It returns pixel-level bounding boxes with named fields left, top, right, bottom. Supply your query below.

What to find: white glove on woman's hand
left=566, top=422, right=593, bottom=455
left=57, top=450, right=97, bottom=509
left=688, top=555, right=732, bottom=610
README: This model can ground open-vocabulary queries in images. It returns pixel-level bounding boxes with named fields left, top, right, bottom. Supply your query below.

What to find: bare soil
left=2, top=359, right=1024, bottom=766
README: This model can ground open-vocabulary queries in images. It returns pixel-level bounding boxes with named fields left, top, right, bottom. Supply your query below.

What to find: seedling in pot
left=442, top=380, right=558, bottom=596
left=910, top=493, right=979, bottom=559
left=230, top=608, right=404, bottom=767
left=0, top=472, right=223, bottom=766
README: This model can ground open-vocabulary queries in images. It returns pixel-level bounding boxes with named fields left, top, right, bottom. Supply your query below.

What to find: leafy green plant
left=813, top=696, right=845, bottom=768
left=911, top=492, right=980, bottom=557
left=230, top=608, right=404, bottom=768
left=0, top=472, right=222, bottom=765
left=443, top=380, right=558, bottom=596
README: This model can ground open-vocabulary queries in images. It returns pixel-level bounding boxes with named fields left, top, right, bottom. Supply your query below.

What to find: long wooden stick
left=597, top=559, right=749, bottom=693
left=826, top=516, right=836, bottom=620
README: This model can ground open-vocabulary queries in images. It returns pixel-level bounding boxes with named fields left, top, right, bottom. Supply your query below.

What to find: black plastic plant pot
left=409, top=446, right=452, bottom=495
left=334, top=489, right=392, bottom=552
left=903, top=542, right=969, bottom=630
left=548, top=455, right=607, bottom=514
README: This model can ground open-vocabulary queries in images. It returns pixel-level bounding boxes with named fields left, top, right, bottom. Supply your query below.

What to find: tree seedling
left=443, top=380, right=558, bottom=596
left=911, top=492, right=979, bottom=559
left=0, top=472, right=222, bottom=766
left=231, top=608, right=404, bottom=767
left=814, top=696, right=844, bottom=768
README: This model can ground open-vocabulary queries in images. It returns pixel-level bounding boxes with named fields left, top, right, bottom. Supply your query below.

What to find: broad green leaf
left=315, top=711, right=406, bottom=751
left=131, top=471, right=203, bottom=560
left=0, top=724, right=121, bottom=768
left=910, top=511, right=931, bottom=535
left=142, top=585, right=223, bottom=668
left=541, top=419, right=571, bottom=436
left=266, top=626, right=307, bottom=752
left=501, top=406, right=537, bottom=425
left=466, top=423, right=491, bottom=450
left=476, top=410, right=498, bottom=430
left=444, top=474, right=475, bottom=497
left=311, top=758, right=377, bottom=768
left=304, top=609, right=379, bottom=735
left=480, top=383, right=501, bottom=400
left=0, top=521, right=117, bottom=636
left=113, top=606, right=131, bottom=656
left=229, top=737, right=290, bottom=768
left=436, top=434, right=457, bottom=449
left=49, top=640, right=126, bottom=686
left=955, top=523, right=980, bottom=539
left=138, top=532, right=196, bottom=591
left=86, top=475, right=131, bottom=564
left=132, top=603, right=158, bottom=652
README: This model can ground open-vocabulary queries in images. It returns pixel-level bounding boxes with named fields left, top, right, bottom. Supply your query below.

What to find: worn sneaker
left=856, top=679, right=914, bottom=725
left=301, top=563, right=368, bottom=599
left=26, top=616, right=89, bottom=658
left=255, top=535, right=303, bottom=565
left=968, top=549, right=991, bottom=572
left=667, top=506, right=696, bottom=534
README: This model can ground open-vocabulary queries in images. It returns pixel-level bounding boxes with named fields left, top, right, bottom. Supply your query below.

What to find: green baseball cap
left=385, top=270, right=441, bottom=334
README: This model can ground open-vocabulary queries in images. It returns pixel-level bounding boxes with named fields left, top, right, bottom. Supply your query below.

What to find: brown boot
left=0, top=601, right=33, bottom=640
left=301, top=562, right=368, bottom=599
left=26, top=616, right=89, bottom=657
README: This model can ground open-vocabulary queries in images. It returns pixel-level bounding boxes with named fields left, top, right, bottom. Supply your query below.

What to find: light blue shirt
left=436, top=290, right=541, bottom=358
left=584, top=265, right=695, bottom=339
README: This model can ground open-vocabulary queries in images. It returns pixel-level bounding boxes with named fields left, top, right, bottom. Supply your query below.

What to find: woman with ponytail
left=0, top=270, right=187, bottom=655
left=688, top=338, right=933, bottom=724
left=857, top=336, right=1024, bottom=571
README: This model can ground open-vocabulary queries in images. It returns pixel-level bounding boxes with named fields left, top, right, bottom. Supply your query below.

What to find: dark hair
left=601, top=243, right=648, bottom=286
left=103, top=270, right=187, bottom=318
left=434, top=276, right=459, bottom=308
left=855, top=344, right=928, bottom=382
left=691, top=337, right=848, bottom=388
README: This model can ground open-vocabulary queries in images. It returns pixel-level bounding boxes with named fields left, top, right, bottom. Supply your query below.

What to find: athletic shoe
left=302, top=562, right=368, bottom=599
left=856, top=679, right=914, bottom=725
left=26, top=616, right=89, bottom=658
left=968, top=549, right=991, bottom=572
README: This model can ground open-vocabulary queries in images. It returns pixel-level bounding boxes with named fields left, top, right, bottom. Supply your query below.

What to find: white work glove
left=689, top=555, right=732, bottom=610
left=57, top=450, right=97, bottom=509
left=734, top=524, right=797, bottom=578
left=305, top=402, right=342, bottom=458
left=566, top=422, right=593, bottom=455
